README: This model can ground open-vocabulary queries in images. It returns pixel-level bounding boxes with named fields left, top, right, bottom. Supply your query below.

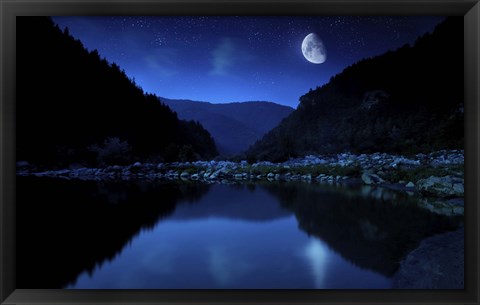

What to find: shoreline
left=17, top=150, right=465, bottom=217
left=17, top=149, right=464, bottom=193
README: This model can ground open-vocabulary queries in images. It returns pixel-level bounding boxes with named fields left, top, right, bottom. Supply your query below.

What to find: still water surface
left=16, top=178, right=460, bottom=289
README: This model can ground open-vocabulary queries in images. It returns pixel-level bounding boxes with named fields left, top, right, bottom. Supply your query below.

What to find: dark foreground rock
left=393, top=226, right=464, bottom=289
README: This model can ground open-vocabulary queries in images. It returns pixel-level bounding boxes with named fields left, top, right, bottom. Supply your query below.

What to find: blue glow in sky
left=53, top=16, right=445, bottom=108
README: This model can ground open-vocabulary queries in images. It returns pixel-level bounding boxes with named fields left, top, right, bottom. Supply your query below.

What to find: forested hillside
left=247, top=17, right=463, bottom=162
left=17, top=17, right=218, bottom=168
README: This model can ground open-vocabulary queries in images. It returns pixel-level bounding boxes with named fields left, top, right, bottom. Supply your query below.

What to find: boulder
left=416, top=176, right=464, bottom=197
left=130, top=162, right=142, bottom=173
left=112, top=165, right=123, bottom=172
left=453, top=183, right=464, bottom=194
left=393, top=227, right=464, bottom=289
left=361, top=173, right=384, bottom=185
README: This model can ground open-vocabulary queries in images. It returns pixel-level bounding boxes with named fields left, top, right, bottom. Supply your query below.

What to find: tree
left=88, top=137, right=131, bottom=166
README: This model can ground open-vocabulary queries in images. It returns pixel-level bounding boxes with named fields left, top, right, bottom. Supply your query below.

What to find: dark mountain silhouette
left=161, top=98, right=294, bottom=156
left=16, top=177, right=211, bottom=288
left=262, top=183, right=461, bottom=276
left=16, top=17, right=218, bottom=168
left=247, top=17, right=463, bottom=162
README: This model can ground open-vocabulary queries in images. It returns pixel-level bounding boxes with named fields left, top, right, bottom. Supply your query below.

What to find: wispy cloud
left=143, top=49, right=179, bottom=78
left=209, top=37, right=254, bottom=77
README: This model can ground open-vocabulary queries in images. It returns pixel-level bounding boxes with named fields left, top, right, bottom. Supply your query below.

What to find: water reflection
left=263, top=182, right=461, bottom=276
left=16, top=177, right=210, bottom=288
left=16, top=178, right=462, bottom=289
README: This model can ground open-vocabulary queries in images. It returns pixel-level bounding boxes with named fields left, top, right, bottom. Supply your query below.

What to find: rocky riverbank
left=392, top=226, right=464, bottom=289
left=17, top=149, right=464, bottom=203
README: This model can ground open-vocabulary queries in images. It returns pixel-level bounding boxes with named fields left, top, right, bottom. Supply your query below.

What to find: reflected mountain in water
left=262, top=182, right=461, bottom=276
left=17, top=178, right=462, bottom=288
left=170, top=184, right=291, bottom=222
left=16, top=177, right=211, bottom=288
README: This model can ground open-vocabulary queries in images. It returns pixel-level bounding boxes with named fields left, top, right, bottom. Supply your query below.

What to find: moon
left=301, top=33, right=327, bottom=64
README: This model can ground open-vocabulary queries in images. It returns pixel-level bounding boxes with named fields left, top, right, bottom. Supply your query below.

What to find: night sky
left=52, top=16, right=445, bottom=108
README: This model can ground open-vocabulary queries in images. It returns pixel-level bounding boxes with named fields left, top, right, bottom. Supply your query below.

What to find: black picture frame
left=1, top=0, right=479, bottom=304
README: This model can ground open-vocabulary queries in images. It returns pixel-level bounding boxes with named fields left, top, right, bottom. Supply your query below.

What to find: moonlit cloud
left=210, top=37, right=236, bottom=76
left=143, top=49, right=179, bottom=77
left=209, top=37, right=254, bottom=77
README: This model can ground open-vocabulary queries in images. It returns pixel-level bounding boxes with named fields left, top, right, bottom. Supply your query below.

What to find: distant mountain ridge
left=161, top=98, right=294, bottom=156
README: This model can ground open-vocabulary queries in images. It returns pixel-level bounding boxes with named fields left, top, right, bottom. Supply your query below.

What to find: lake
left=16, top=177, right=461, bottom=289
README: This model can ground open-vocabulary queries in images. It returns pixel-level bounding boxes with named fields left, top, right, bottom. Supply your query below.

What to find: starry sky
left=52, top=16, right=445, bottom=108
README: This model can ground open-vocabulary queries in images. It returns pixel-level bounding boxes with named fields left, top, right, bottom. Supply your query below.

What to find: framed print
left=1, top=0, right=479, bottom=304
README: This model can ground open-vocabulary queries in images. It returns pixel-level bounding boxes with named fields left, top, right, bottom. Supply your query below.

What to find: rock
left=393, top=227, right=464, bottom=289
left=180, top=171, right=190, bottom=178
left=274, top=174, right=281, bottom=180
left=453, top=183, right=464, bottom=194
left=416, top=176, right=464, bottom=197
left=190, top=173, right=199, bottom=180
left=130, top=162, right=142, bottom=173
left=112, top=165, right=123, bottom=172
left=267, top=173, right=275, bottom=179
left=302, top=174, right=312, bottom=180
left=234, top=174, right=243, bottom=180
left=209, top=168, right=226, bottom=179
left=361, top=173, right=384, bottom=185
left=406, top=181, right=415, bottom=188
